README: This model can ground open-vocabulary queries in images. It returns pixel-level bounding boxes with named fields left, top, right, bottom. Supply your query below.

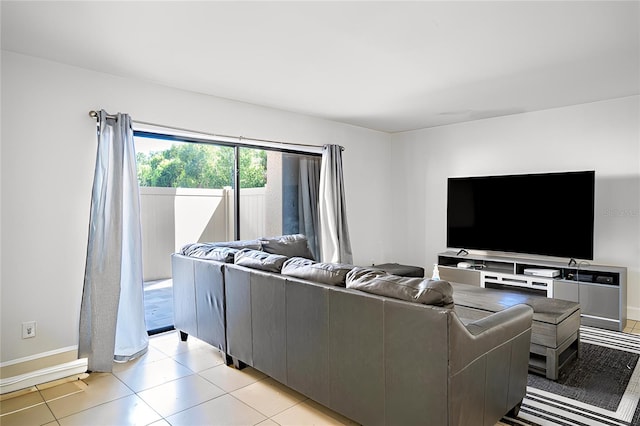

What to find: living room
left=1, top=1, right=639, bottom=425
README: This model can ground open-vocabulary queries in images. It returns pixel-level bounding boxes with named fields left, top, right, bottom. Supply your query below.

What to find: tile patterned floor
left=0, top=331, right=359, bottom=426
left=2, top=322, right=639, bottom=426
left=623, top=318, right=640, bottom=335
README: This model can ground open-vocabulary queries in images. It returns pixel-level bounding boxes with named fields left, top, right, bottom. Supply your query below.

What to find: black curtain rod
left=88, top=110, right=343, bottom=151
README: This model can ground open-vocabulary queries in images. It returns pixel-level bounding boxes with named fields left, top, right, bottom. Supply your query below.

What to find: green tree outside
left=137, top=143, right=267, bottom=189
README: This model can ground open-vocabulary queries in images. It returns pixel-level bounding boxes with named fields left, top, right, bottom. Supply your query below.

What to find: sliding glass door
left=134, top=133, right=321, bottom=333
left=135, top=134, right=235, bottom=333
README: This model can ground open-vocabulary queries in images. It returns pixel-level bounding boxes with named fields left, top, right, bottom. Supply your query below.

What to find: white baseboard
left=628, top=306, right=640, bottom=322
left=0, top=358, right=88, bottom=395
left=0, top=346, right=78, bottom=368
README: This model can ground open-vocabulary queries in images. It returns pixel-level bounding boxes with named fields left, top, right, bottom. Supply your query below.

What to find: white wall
left=0, top=51, right=393, bottom=364
left=390, top=96, right=640, bottom=320
left=3, top=48, right=637, bottom=369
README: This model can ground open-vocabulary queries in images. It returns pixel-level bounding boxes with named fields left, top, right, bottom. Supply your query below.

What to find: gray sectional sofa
left=171, top=235, right=533, bottom=426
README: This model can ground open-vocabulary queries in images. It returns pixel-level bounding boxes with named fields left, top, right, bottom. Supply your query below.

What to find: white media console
left=480, top=271, right=554, bottom=298
left=438, top=251, right=627, bottom=331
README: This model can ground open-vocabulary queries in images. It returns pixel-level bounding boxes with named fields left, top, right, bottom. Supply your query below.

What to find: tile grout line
left=0, top=400, right=47, bottom=418
left=46, top=374, right=134, bottom=423
left=38, top=385, right=60, bottom=425
left=115, top=343, right=280, bottom=424
left=20, top=324, right=640, bottom=425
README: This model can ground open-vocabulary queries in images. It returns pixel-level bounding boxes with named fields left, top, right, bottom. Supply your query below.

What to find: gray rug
left=528, top=342, right=638, bottom=411
left=502, top=327, right=640, bottom=426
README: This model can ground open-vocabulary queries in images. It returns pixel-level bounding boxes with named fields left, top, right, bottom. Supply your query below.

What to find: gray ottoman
left=451, top=282, right=581, bottom=380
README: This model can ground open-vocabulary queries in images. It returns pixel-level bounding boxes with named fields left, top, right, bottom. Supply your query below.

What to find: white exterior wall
left=139, top=187, right=230, bottom=281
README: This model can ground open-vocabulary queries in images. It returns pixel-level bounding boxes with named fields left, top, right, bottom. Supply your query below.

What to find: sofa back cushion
left=234, top=249, right=288, bottom=273
left=260, top=234, right=315, bottom=260
left=281, top=257, right=353, bottom=286
left=346, top=267, right=454, bottom=308
left=219, top=239, right=262, bottom=250
left=180, top=239, right=262, bottom=258
left=197, top=247, right=240, bottom=263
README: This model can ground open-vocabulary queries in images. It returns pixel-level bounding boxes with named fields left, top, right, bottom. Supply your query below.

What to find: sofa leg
left=224, top=354, right=234, bottom=366
left=179, top=331, right=188, bottom=342
left=506, top=400, right=522, bottom=418
left=232, top=357, right=247, bottom=370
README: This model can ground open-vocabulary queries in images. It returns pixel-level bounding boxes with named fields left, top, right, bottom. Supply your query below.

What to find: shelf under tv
left=437, top=251, right=627, bottom=331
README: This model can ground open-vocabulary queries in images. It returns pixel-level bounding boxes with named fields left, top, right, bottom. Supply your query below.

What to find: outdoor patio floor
left=143, top=279, right=174, bottom=333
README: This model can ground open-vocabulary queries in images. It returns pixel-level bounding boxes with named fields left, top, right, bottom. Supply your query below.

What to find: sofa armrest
left=448, top=304, right=533, bottom=426
left=449, top=304, right=533, bottom=375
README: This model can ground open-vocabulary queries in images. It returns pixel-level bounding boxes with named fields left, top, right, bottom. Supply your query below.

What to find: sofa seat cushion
left=234, top=248, right=288, bottom=273
left=282, top=257, right=354, bottom=286
left=346, top=267, right=454, bottom=307
left=260, top=234, right=315, bottom=260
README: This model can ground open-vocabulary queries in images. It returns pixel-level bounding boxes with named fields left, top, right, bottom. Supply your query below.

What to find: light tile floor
left=0, top=331, right=359, bottom=426
left=2, top=324, right=639, bottom=426
left=623, top=319, right=640, bottom=335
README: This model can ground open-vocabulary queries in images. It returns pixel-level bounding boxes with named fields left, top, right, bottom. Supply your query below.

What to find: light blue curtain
left=79, top=110, right=148, bottom=372
left=318, top=144, right=353, bottom=263
left=298, top=156, right=321, bottom=260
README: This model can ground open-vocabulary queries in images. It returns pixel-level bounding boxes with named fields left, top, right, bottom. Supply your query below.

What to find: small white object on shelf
left=524, top=268, right=560, bottom=278
left=432, top=264, right=440, bottom=280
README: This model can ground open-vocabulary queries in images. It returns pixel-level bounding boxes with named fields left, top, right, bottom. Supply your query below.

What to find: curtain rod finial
left=89, top=110, right=98, bottom=118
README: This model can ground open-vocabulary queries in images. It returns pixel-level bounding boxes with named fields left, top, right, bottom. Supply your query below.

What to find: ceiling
left=2, top=1, right=638, bottom=133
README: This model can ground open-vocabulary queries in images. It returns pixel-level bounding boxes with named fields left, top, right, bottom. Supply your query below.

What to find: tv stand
left=438, top=251, right=627, bottom=331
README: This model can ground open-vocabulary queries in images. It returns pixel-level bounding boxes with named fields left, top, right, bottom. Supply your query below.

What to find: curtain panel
left=318, top=144, right=353, bottom=264
left=298, top=156, right=321, bottom=260
left=79, top=110, right=148, bottom=372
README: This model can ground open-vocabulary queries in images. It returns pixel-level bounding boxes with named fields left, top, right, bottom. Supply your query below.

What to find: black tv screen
left=447, top=171, right=595, bottom=260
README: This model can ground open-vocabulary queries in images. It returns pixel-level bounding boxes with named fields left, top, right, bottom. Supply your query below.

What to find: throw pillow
left=260, top=234, right=315, bottom=261
left=199, top=247, right=239, bottom=263
left=346, top=267, right=454, bottom=307
left=211, top=239, right=262, bottom=250
left=282, top=257, right=354, bottom=286
left=180, top=239, right=262, bottom=257
left=234, top=248, right=288, bottom=273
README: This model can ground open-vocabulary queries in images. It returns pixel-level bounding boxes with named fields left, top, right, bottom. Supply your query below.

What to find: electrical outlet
left=22, top=321, right=36, bottom=339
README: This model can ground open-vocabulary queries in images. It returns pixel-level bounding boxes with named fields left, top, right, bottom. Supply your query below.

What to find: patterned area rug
left=501, top=326, right=640, bottom=426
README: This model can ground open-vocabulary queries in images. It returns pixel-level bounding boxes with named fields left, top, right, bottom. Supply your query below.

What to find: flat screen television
left=447, top=171, right=595, bottom=260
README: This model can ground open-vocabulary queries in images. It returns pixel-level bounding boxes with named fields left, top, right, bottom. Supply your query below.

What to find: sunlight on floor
left=144, top=279, right=172, bottom=291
